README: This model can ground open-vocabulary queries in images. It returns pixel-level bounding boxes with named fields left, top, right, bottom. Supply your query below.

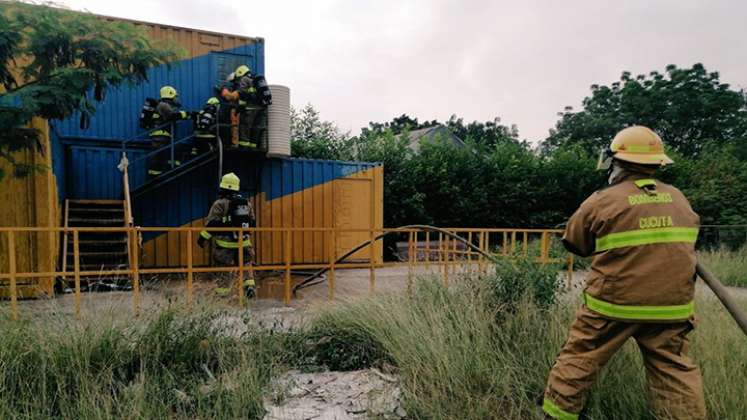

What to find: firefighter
left=220, top=64, right=270, bottom=149
left=542, top=126, right=705, bottom=420
left=192, top=97, right=220, bottom=156
left=197, top=173, right=256, bottom=297
left=147, top=86, right=191, bottom=176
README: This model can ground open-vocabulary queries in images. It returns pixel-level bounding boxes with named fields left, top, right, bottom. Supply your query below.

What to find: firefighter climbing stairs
left=61, top=199, right=131, bottom=289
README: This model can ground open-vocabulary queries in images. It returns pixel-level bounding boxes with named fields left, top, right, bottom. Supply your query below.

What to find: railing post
left=442, top=233, right=449, bottom=287
left=186, top=230, right=194, bottom=307
left=369, top=228, right=376, bottom=294
left=424, top=231, right=430, bottom=271
left=540, top=232, right=549, bottom=263
left=467, top=232, right=473, bottom=273
left=284, top=229, right=291, bottom=305
left=328, top=229, right=336, bottom=301
left=478, top=231, right=485, bottom=274
left=7, top=231, right=18, bottom=321
left=73, top=230, right=81, bottom=320
left=523, top=231, right=529, bottom=256
left=237, top=228, right=245, bottom=307
left=130, top=227, right=141, bottom=316
left=407, top=230, right=414, bottom=291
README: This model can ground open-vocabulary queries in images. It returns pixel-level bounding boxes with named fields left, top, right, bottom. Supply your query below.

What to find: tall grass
left=305, top=272, right=747, bottom=419
left=699, top=245, right=747, bottom=287
left=0, top=308, right=284, bottom=419
left=1, top=262, right=746, bottom=419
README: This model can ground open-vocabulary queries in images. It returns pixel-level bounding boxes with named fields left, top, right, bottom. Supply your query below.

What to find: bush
left=486, top=254, right=564, bottom=313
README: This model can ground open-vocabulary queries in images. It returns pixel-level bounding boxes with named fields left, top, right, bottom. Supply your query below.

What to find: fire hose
left=293, top=225, right=747, bottom=337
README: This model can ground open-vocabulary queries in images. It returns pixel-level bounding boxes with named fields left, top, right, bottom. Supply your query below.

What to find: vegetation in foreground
left=0, top=258, right=746, bottom=419
left=698, top=246, right=747, bottom=288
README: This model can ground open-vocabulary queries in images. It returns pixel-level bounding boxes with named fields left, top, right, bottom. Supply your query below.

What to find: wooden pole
left=130, top=228, right=141, bottom=316
left=186, top=230, right=194, bottom=307
left=369, top=228, right=376, bottom=294
left=284, top=229, right=291, bottom=305
left=328, top=229, right=336, bottom=301
left=73, top=230, right=81, bottom=320
left=424, top=231, right=430, bottom=271
left=237, top=229, right=244, bottom=307
left=408, top=231, right=414, bottom=291
left=8, top=231, right=18, bottom=321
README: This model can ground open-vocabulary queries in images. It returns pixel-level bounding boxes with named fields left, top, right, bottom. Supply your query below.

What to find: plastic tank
left=267, top=85, right=291, bottom=157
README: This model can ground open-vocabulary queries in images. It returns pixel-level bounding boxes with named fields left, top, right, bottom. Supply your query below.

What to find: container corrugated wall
left=131, top=157, right=383, bottom=268
left=0, top=118, right=58, bottom=297
left=53, top=43, right=262, bottom=142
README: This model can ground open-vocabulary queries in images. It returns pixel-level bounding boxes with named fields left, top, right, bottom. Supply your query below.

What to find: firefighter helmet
left=220, top=172, right=240, bottom=191
left=234, top=65, right=251, bottom=78
left=206, top=97, right=220, bottom=105
left=597, top=126, right=673, bottom=170
left=160, top=85, right=178, bottom=100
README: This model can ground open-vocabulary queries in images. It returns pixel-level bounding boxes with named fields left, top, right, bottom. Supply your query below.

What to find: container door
left=334, top=178, right=373, bottom=261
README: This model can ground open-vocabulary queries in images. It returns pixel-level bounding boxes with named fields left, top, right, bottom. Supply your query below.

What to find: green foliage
left=544, top=63, right=747, bottom=158
left=289, top=103, right=356, bottom=160
left=486, top=254, right=564, bottom=313
left=0, top=1, right=178, bottom=180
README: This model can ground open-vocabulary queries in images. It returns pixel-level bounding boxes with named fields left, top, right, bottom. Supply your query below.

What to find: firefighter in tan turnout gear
left=198, top=173, right=256, bottom=297
left=542, top=126, right=705, bottom=420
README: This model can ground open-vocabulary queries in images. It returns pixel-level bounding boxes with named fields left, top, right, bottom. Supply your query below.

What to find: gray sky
left=60, top=0, right=747, bottom=143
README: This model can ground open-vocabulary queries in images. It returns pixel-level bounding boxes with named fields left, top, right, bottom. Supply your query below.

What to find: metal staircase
left=61, top=199, right=130, bottom=290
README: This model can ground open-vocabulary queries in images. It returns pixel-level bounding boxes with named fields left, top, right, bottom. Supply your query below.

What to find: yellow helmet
left=160, top=85, right=178, bottom=100
left=220, top=172, right=240, bottom=191
left=206, top=97, right=220, bottom=105
left=234, top=65, right=251, bottom=78
left=597, top=126, right=673, bottom=170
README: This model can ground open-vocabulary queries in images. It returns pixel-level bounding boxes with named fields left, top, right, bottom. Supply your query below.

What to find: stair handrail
left=120, top=120, right=183, bottom=152
left=118, top=153, right=134, bottom=228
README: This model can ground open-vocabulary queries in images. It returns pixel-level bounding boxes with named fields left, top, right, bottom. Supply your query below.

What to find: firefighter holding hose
left=542, top=126, right=706, bottom=420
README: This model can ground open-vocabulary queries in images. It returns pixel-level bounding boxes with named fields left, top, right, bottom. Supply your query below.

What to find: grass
left=698, top=245, right=747, bottom=287
left=0, top=307, right=287, bottom=419
left=1, top=263, right=746, bottom=419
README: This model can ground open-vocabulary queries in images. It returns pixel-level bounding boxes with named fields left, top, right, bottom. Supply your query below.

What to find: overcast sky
left=59, top=0, right=747, bottom=143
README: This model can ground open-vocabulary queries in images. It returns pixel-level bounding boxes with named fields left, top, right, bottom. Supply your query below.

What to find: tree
left=290, top=103, right=355, bottom=160
left=544, top=64, right=747, bottom=158
left=360, top=114, right=438, bottom=139
left=445, top=115, right=521, bottom=148
left=0, top=1, right=178, bottom=180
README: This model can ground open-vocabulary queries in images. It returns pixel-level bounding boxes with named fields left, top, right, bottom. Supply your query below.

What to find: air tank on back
left=267, top=85, right=291, bottom=157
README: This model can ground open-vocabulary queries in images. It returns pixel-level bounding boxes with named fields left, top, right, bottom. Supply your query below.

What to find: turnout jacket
left=563, top=172, right=700, bottom=321
left=200, top=195, right=256, bottom=248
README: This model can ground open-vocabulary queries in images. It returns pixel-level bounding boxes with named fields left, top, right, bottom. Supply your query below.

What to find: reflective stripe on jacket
left=563, top=174, right=699, bottom=321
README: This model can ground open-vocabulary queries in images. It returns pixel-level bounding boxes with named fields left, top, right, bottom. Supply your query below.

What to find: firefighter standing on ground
left=198, top=173, right=256, bottom=297
left=542, top=126, right=705, bottom=420
left=220, top=64, right=270, bottom=149
left=146, top=85, right=191, bottom=176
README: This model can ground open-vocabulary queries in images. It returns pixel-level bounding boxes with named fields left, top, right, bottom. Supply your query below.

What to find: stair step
left=68, top=217, right=124, bottom=226
left=69, top=208, right=124, bottom=214
left=68, top=251, right=128, bottom=258
left=68, top=238, right=128, bottom=245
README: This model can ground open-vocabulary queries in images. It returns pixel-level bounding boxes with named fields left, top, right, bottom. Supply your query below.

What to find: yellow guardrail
left=0, top=226, right=571, bottom=320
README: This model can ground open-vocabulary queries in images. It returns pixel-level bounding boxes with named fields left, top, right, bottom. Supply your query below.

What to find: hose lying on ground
left=696, top=262, right=747, bottom=337
left=292, top=225, right=499, bottom=293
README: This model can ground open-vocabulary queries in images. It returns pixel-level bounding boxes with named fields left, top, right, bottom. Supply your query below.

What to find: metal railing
left=0, top=226, right=570, bottom=320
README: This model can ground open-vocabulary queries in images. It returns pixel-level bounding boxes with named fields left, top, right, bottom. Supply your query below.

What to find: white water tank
left=267, top=85, right=291, bottom=157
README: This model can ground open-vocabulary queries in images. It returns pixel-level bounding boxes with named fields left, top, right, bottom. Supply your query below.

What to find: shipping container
left=0, top=8, right=263, bottom=295
left=131, top=156, right=384, bottom=268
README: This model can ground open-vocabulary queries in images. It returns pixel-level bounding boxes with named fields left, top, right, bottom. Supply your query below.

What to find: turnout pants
left=543, top=306, right=705, bottom=420
left=211, top=245, right=255, bottom=290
